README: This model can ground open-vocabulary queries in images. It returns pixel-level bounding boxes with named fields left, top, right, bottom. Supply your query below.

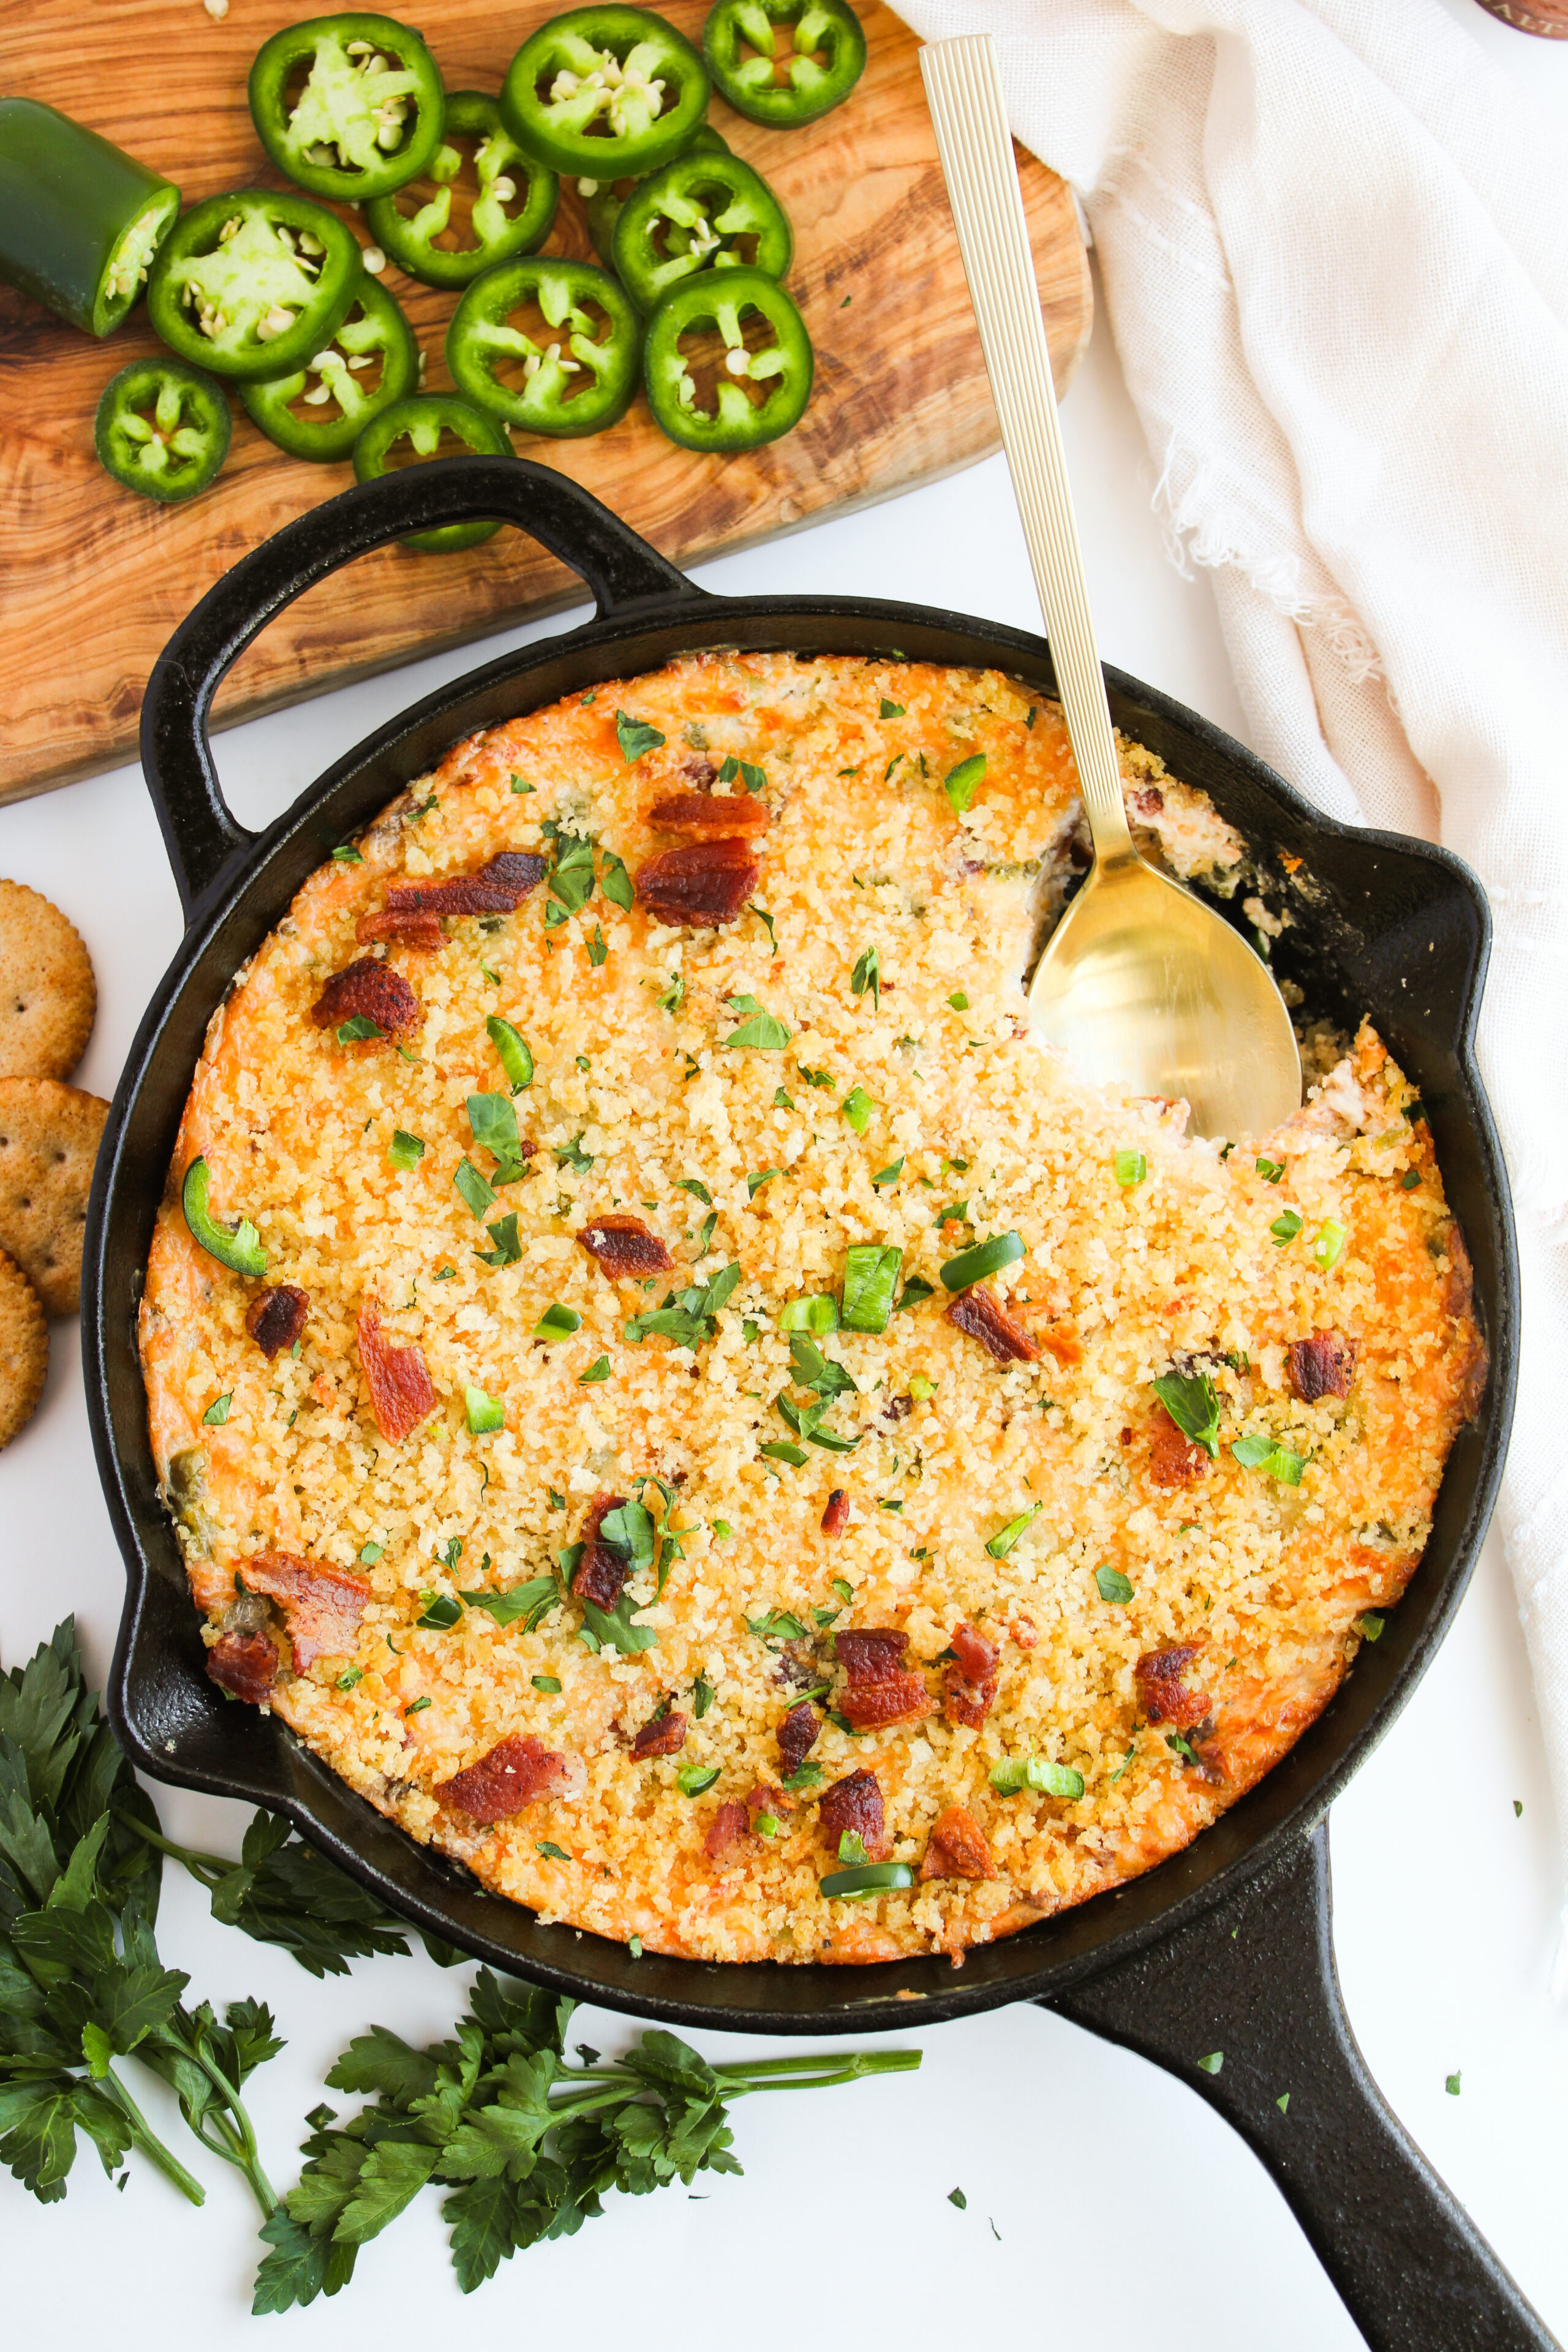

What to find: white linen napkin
left=897, top=0, right=1568, bottom=1891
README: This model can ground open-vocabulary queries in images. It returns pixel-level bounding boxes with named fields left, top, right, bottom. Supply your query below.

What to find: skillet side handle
left=140, top=456, right=704, bottom=922
left=1044, top=1822, right=1558, bottom=2352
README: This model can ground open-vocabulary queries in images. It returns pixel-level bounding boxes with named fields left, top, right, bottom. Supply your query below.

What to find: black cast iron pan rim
left=88, top=457, right=1518, bottom=2042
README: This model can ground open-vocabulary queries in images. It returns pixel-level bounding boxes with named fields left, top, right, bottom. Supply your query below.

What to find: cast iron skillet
left=87, top=459, right=1550, bottom=2352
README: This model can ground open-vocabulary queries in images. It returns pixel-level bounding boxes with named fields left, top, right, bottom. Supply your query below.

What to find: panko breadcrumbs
left=139, top=653, right=1484, bottom=1966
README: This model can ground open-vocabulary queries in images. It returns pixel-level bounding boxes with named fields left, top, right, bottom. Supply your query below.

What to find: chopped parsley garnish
left=600, top=850, right=635, bottom=910
left=782, top=1760, right=824, bottom=1792
left=486, top=1015, right=533, bottom=1092
left=692, top=1675, right=716, bottom=1719
left=1152, top=1368, right=1221, bottom=1459
left=655, top=971, right=685, bottom=1012
left=983, top=1505, right=1039, bottom=1560
left=336, top=1665, right=363, bottom=1691
left=850, top=944, right=881, bottom=1010
left=417, top=1592, right=462, bottom=1630
left=693, top=1210, right=718, bottom=1256
left=760, top=1439, right=808, bottom=1466
left=841, top=1242, right=902, bottom=1333
left=202, top=1392, right=233, bottom=1427
left=775, top=1391, right=861, bottom=1454
left=625, top=1261, right=740, bottom=1346
left=948, top=990, right=970, bottom=1011
left=545, top=827, right=597, bottom=919
left=464, top=1384, right=505, bottom=1435
left=556, top=1135, right=594, bottom=1175
left=841, top=1087, right=876, bottom=1135
left=1232, top=1433, right=1307, bottom=1483
left=578, top=1355, right=611, bottom=1385
left=466, top=1577, right=558, bottom=1632
left=745, top=1607, right=807, bottom=1642
left=335, top=1014, right=383, bottom=1046
left=467, top=1091, right=528, bottom=1183
left=717, top=754, right=767, bottom=794
left=773, top=1087, right=794, bottom=1110
left=454, top=1157, right=499, bottom=1219
left=331, top=843, right=363, bottom=863
left=934, top=1198, right=968, bottom=1227
left=388, top=1128, right=425, bottom=1172
left=799, top=1065, right=834, bottom=1090
left=1256, top=1156, right=1285, bottom=1183
left=989, top=1755, right=1085, bottom=1800
left=677, top=1764, right=721, bottom=1796
left=896, top=1275, right=937, bottom=1313
left=1355, top=1611, right=1385, bottom=1642
left=1401, top=1168, right=1421, bottom=1190
left=510, top=772, right=533, bottom=793
left=885, top=754, right=904, bottom=783
left=880, top=698, right=905, bottom=720
left=944, top=753, right=986, bottom=814
left=476, top=1213, right=522, bottom=1268
left=676, top=1177, right=712, bottom=1206
left=747, top=1167, right=783, bottom=1197
left=615, top=709, right=666, bottom=763
left=1114, top=1150, right=1148, bottom=1188
left=359, top=1542, right=384, bottom=1565
left=533, top=1302, right=582, bottom=1342
left=1196, top=2052, right=1224, bottom=2076
left=1096, top=1565, right=1134, bottom=1605
left=788, top=1333, right=858, bottom=1401
left=434, top=1265, right=457, bottom=1281
left=1313, top=1219, right=1348, bottom=1269
left=404, top=1697, right=432, bottom=1716
left=532, top=1676, right=562, bottom=1695
left=939, top=1231, right=1025, bottom=1292
left=1270, top=1209, right=1304, bottom=1245
left=780, top=1293, right=839, bottom=1333
left=587, top=924, right=608, bottom=967
left=873, top=1158, right=904, bottom=1186
left=725, top=994, right=791, bottom=1050
left=750, top=903, right=778, bottom=953
left=535, top=1841, right=571, bottom=1861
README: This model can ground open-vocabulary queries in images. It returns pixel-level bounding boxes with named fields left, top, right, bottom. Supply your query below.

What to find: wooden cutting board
left=0, top=0, right=1090, bottom=802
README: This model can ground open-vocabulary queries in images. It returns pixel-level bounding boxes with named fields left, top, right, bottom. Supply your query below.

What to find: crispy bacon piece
left=747, top=1784, right=791, bottom=1826
left=356, top=1303, right=436, bottom=1444
left=919, top=1805, right=993, bottom=1882
left=819, top=1768, right=889, bottom=1861
left=647, top=792, right=771, bottom=836
left=946, top=1283, right=1039, bottom=1364
left=943, top=1621, right=1000, bottom=1730
left=246, top=1284, right=309, bottom=1360
left=207, top=1630, right=278, bottom=1704
left=705, top=1798, right=750, bottom=1860
left=631, top=1708, right=688, bottom=1760
left=1148, top=1404, right=1210, bottom=1488
left=821, top=1488, right=849, bottom=1537
left=839, top=1675, right=930, bottom=1732
left=358, top=852, right=548, bottom=947
left=438, top=1733, right=566, bottom=1822
left=1135, top=1643, right=1212, bottom=1732
left=1287, top=1330, right=1359, bottom=1404
left=572, top=1493, right=630, bottom=1610
left=242, top=1551, right=371, bottom=1673
left=835, top=1627, right=910, bottom=1683
left=311, top=958, right=421, bottom=1041
left=778, top=1702, right=820, bottom=1774
left=636, top=835, right=761, bottom=927
left=578, top=1213, right=674, bottom=1280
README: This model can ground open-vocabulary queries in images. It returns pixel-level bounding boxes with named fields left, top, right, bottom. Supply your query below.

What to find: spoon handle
left=921, top=36, right=1133, bottom=864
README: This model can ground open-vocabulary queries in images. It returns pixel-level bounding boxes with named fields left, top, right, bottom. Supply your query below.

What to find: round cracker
left=0, top=1079, right=111, bottom=1314
left=0, top=881, right=96, bottom=1080
left=0, top=1245, right=47, bottom=1449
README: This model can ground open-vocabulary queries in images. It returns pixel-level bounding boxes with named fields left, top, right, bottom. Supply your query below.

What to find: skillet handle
left=140, top=457, right=704, bottom=921
left=1044, top=1821, right=1558, bottom=2352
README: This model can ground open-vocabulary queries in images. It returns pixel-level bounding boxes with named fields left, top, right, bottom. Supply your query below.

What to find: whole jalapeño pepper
left=0, top=97, right=180, bottom=337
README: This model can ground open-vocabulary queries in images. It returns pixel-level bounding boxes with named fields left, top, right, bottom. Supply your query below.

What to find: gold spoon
left=921, top=35, right=1302, bottom=1142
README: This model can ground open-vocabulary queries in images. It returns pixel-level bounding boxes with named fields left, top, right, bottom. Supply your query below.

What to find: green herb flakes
left=203, top=1392, right=233, bottom=1427
left=486, top=1015, right=533, bottom=1092
left=747, top=1167, right=783, bottom=1197
left=1152, top=1368, right=1221, bottom=1459
left=615, top=709, right=666, bottom=763
left=359, top=1541, right=384, bottom=1565
left=872, top=1157, right=904, bottom=1186
left=842, top=1086, right=876, bottom=1135
left=717, top=755, right=767, bottom=795
left=940, top=1231, right=1024, bottom=1292
left=677, top=1763, right=721, bottom=1796
left=587, top=924, right=608, bottom=967
left=1096, top=1565, right=1134, bottom=1605
left=693, top=1675, right=716, bottom=1717
left=725, top=993, right=791, bottom=1050
left=655, top=971, right=685, bottom=1013
left=1270, top=1209, right=1304, bottom=1245
left=1196, top=2052, right=1224, bottom=2076
left=463, top=1384, right=505, bottom=1435
left=336, top=1665, right=363, bottom=1691
left=335, top=1014, right=383, bottom=1046
left=578, top=1355, right=611, bottom=1385
left=531, top=1676, right=562, bottom=1696
left=1354, top=1611, right=1385, bottom=1642
left=404, top=1697, right=432, bottom=1716
left=1231, top=1433, right=1306, bottom=1484
left=989, top=1754, right=1084, bottom=1800
left=388, top=1128, right=425, bottom=1172
left=417, top=1592, right=462, bottom=1630
left=1256, top=1156, right=1285, bottom=1182
left=331, top=843, right=363, bottom=863
left=850, top=944, right=881, bottom=1010
left=780, top=1292, right=839, bottom=1333
left=1313, top=1218, right=1348, bottom=1269
left=944, top=752, right=986, bottom=813
left=897, top=1274, right=937, bottom=1313
left=1114, top=1149, right=1148, bottom=1188
left=454, top=1157, right=499, bottom=1219
left=510, top=772, right=533, bottom=793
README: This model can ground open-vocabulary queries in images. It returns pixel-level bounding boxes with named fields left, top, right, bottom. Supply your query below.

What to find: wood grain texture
left=0, top=0, right=1090, bottom=801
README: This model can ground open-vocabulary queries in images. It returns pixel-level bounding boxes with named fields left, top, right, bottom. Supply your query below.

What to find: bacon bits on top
left=942, top=1621, right=1000, bottom=1729
left=241, top=1550, right=371, bottom=1672
left=1134, top=1643, right=1212, bottom=1732
left=578, top=1213, right=674, bottom=1280
left=1147, top=1404, right=1210, bottom=1488
left=819, top=1767, right=889, bottom=1860
left=647, top=792, right=771, bottom=835
left=207, top=1629, right=279, bottom=1704
left=631, top=1708, right=688, bottom=1760
left=356, top=1303, right=437, bottom=1444
left=636, top=836, right=761, bottom=927
left=357, top=852, right=548, bottom=949
left=1287, top=1330, right=1359, bottom=1404
left=311, top=958, right=421, bottom=1042
left=820, top=1488, right=849, bottom=1537
left=246, top=1283, right=309, bottom=1360
left=777, top=1702, right=820, bottom=1775
left=437, top=1733, right=566, bottom=1822
left=920, top=1805, right=993, bottom=1880
left=946, top=1283, right=1039, bottom=1364
left=572, top=1493, right=630, bottom=1610
left=704, top=1798, right=750, bottom=1861
left=834, top=1627, right=930, bottom=1732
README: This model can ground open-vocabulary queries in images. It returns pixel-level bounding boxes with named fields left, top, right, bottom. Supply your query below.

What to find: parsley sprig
left=255, top=1977, right=919, bottom=2310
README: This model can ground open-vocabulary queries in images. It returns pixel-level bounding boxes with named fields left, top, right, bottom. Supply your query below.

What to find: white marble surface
left=4, top=2, right=1567, bottom=2342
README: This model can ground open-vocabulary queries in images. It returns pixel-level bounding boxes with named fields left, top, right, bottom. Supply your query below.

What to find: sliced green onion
left=842, top=1087, right=876, bottom=1135
left=780, top=1293, right=839, bottom=1333
left=1115, top=1150, right=1148, bottom=1188
left=841, top=1242, right=902, bottom=1333
left=336, top=1665, right=363, bottom=1691
left=1270, top=1210, right=1304, bottom=1245
left=1096, top=1565, right=1134, bottom=1605
left=417, top=1592, right=462, bottom=1629
left=909, top=1373, right=935, bottom=1401
left=837, top=1831, right=870, bottom=1866
left=486, top=1014, right=534, bottom=1091
left=940, top=1231, right=1025, bottom=1292
left=986, top=1504, right=1039, bottom=1559
left=820, top=1861, right=915, bottom=1900
left=332, top=844, right=363, bottom=864
left=404, top=1697, right=432, bottom=1716
left=533, top=1302, right=581, bottom=1342
left=677, top=1763, right=721, bottom=1796
left=464, top=1383, right=505, bottom=1435
left=388, top=1128, right=425, bottom=1171
left=1313, top=1219, right=1348, bottom=1270
left=944, top=753, right=987, bottom=814
left=948, top=990, right=970, bottom=1011
left=1196, top=2052, right=1224, bottom=2076
left=755, top=1811, right=780, bottom=1837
